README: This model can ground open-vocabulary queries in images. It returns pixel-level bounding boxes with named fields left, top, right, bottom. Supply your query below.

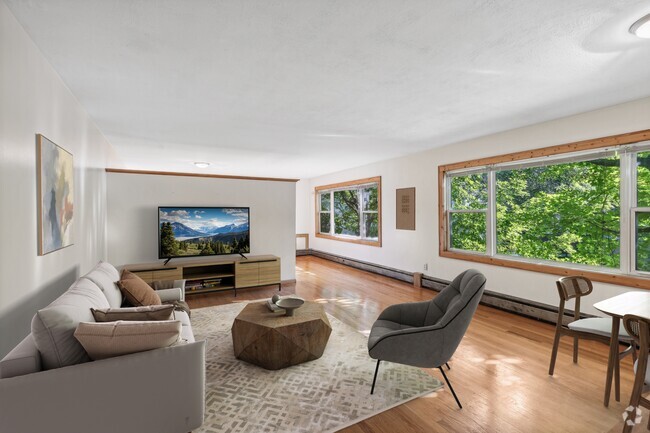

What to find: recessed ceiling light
left=193, top=161, right=210, bottom=168
left=630, top=13, right=650, bottom=38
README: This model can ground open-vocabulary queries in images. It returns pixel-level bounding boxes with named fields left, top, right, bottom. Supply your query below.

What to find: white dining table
left=593, top=291, right=650, bottom=407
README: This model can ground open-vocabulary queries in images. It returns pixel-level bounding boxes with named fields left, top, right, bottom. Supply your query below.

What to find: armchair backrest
left=425, top=269, right=486, bottom=363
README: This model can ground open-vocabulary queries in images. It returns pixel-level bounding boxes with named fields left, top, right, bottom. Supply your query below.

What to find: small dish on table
left=275, top=298, right=305, bottom=316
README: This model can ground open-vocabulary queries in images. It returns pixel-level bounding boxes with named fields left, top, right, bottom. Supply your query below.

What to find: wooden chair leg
left=623, top=354, right=648, bottom=433
left=615, top=353, right=621, bottom=402
left=549, top=329, right=562, bottom=375
left=573, top=336, right=579, bottom=363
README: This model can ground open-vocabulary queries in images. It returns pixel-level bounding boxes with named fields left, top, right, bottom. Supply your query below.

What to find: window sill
left=440, top=249, right=650, bottom=289
left=316, top=233, right=382, bottom=247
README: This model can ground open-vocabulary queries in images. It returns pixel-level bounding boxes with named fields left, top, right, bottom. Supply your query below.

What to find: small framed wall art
left=396, top=187, right=415, bottom=230
left=37, top=134, right=74, bottom=255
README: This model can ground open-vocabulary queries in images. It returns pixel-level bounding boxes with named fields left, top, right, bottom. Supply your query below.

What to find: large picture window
left=439, top=130, right=650, bottom=288
left=316, top=177, right=381, bottom=246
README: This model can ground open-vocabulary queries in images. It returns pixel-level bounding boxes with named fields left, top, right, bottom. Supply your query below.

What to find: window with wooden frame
left=439, top=130, right=650, bottom=289
left=315, top=177, right=382, bottom=246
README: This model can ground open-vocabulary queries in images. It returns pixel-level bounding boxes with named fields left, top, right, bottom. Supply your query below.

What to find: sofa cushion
left=74, top=320, right=181, bottom=360
left=82, top=261, right=122, bottom=308
left=31, top=278, right=110, bottom=370
left=91, top=305, right=174, bottom=322
left=118, top=270, right=162, bottom=307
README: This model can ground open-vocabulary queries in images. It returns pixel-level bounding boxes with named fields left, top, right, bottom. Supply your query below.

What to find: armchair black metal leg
left=439, top=366, right=462, bottom=409
left=445, top=362, right=450, bottom=370
left=371, top=360, right=381, bottom=395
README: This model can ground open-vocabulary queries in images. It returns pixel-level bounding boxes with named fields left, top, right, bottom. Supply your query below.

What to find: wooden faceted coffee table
left=231, top=301, right=332, bottom=370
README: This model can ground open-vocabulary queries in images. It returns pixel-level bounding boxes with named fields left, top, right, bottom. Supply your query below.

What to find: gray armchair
left=367, top=269, right=486, bottom=408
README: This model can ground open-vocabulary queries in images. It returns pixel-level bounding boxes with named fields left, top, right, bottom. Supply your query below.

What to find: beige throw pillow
left=74, top=320, right=181, bottom=360
left=91, top=305, right=174, bottom=322
left=117, top=270, right=162, bottom=306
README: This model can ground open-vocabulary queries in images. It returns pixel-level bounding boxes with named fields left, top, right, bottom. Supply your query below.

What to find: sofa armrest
left=0, top=335, right=41, bottom=379
left=157, top=287, right=185, bottom=302
left=154, top=279, right=186, bottom=302
left=0, top=341, right=205, bottom=433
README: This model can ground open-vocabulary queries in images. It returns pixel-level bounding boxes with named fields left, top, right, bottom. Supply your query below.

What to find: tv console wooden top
left=123, top=254, right=279, bottom=272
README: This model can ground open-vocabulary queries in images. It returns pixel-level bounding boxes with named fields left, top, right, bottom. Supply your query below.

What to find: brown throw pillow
left=91, top=305, right=174, bottom=322
left=117, top=270, right=162, bottom=306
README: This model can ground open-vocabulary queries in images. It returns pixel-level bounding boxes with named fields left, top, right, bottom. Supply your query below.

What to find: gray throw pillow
left=91, top=305, right=174, bottom=322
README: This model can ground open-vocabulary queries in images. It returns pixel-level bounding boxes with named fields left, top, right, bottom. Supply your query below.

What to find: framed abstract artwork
left=37, top=134, right=74, bottom=255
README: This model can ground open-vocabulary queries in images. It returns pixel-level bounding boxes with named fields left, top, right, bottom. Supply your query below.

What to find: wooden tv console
left=123, top=255, right=281, bottom=296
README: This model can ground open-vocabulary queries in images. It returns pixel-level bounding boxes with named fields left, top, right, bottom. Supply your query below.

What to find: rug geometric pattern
left=192, top=302, right=443, bottom=433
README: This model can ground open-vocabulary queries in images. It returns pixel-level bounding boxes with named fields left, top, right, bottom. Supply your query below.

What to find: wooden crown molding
left=105, top=168, right=299, bottom=183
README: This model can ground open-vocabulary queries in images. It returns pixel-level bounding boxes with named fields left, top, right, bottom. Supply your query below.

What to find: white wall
left=0, top=1, right=114, bottom=356
left=107, top=173, right=296, bottom=281
left=299, top=97, right=650, bottom=315
left=296, top=179, right=311, bottom=234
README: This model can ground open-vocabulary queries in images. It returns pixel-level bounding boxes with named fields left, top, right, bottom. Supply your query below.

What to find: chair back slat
left=556, top=276, right=593, bottom=301
left=623, top=314, right=649, bottom=346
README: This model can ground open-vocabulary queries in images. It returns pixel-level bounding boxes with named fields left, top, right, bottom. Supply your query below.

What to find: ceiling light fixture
left=193, top=162, right=211, bottom=168
left=630, top=13, right=650, bottom=38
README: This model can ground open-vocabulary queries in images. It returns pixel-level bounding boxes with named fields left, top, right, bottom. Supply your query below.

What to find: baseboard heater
left=299, top=249, right=593, bottom=325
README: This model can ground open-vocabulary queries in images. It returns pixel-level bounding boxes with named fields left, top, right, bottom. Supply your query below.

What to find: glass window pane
left=495, top=156, right=620, bottom=268
left=363, top=213, right=378, bottom=239
left=334, top=190, right=360, bottom=236
left=320, top=192, right=331, bottom=211
left=637, top=213, right=650, bottom=272
left=450, top=173, right=487, bottom=210
left=320, top=213, right=331, bottom=233
left=362, top=186, right=378, bottom=211
left=449, top=212, right=486, bottom=252
left=638, top=151, right=650, bottom=207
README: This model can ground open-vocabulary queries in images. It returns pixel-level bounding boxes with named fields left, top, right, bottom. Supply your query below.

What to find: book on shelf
left=203, top=278, right=222, bottom=284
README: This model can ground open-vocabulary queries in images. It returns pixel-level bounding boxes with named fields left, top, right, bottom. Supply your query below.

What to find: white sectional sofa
left=0, top=261, right=205, bottom=433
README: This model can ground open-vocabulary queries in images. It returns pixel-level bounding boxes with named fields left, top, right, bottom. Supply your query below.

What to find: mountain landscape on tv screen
left=159, top=207, right=250, bottom=257
left=170, top=221, right=250, bottom=239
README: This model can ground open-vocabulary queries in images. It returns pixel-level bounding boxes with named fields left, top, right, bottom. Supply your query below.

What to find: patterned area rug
left=192, top=302, right=443, bottom=433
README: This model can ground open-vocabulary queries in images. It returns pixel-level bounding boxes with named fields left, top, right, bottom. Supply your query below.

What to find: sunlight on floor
left=314, top=297, right=363, bottom=306
left=419, top=389, right=443, bottom=399
left=469, top=354, right=523, bottom=365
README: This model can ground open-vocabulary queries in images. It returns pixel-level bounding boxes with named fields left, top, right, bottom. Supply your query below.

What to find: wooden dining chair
left=622, top=314, right=650, bottom=432
left=548, top=276, right=635, bottom=400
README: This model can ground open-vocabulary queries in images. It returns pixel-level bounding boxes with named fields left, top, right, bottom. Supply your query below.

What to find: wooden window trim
left=438, top=129, right=650, bottom=290
left=315, top=176, right=382, bottom=247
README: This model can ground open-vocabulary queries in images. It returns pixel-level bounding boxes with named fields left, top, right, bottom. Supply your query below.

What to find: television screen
left=158, top=206, right=250, bottom=259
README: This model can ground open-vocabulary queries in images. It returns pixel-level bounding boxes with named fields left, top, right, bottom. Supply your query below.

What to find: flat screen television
left=158, top=206, right=250, bottom=259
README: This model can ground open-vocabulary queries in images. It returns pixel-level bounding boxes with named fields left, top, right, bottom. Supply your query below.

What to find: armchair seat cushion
left=568, top=317, right=632, bottom=340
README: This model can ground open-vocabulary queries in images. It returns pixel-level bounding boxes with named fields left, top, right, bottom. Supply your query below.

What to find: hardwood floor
left=186, top=256, right=639, bottom=433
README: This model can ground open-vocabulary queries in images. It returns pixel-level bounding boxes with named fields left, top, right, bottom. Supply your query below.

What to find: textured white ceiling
left=5, top=0, right=650, bottom=178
